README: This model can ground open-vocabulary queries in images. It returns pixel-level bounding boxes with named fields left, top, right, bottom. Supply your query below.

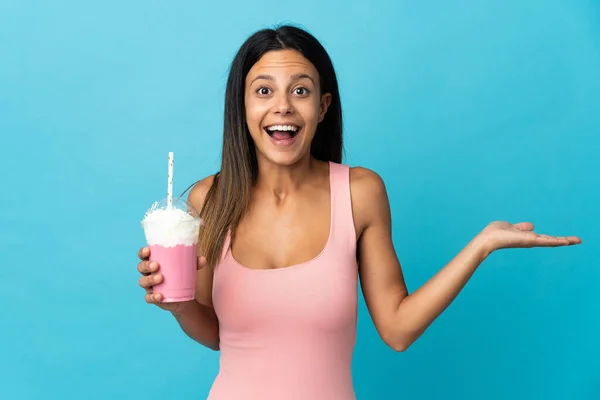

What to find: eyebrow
left=250, top=73, right=315, bottom=85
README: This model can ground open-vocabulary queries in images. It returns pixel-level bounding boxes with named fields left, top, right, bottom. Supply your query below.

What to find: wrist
left=472, top=231, right=496, bottom=259
left=169, top=299, right=199, bottom=318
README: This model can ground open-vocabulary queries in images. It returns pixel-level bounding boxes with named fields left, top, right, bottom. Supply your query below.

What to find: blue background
left=1, top=0, right=598, bottom=399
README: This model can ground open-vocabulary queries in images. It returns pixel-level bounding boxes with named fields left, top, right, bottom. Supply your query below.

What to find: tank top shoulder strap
left=328, top=161, right=357, bottom=247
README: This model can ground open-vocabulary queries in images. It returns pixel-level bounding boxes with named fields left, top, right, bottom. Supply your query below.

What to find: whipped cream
left=141, top=206, right=202, bottom=247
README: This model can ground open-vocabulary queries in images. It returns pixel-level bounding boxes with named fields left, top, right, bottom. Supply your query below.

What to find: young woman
left=136, top=25, right=581, bottom=400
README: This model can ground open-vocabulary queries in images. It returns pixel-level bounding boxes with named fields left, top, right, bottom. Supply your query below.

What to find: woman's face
left=244, top=49, right=332, bottom=166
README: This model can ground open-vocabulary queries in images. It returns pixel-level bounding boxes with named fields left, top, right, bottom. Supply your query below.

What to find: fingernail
left=154, top=275, right=161, bottom=283
left=149, top=262, right=157, bottom=271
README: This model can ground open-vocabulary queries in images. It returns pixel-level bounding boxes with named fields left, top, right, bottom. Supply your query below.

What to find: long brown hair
left=192, top=25, right=344, bottom=268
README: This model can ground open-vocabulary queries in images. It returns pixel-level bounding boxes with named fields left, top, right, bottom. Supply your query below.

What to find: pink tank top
left=207, top=161, right=359, bottom=400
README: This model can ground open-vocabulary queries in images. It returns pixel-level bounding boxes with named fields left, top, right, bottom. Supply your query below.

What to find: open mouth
left=264, top=124, right=301, bottom=142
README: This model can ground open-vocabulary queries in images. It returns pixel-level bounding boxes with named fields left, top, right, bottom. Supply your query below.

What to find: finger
left=138, top=260, right=159, bottom=275
left=149, top=292, right=163, bottom=303
left=538, top=234, right=581, bottom=245
left=534, top=235, right=570, bottom=247
left=565, top=235, right=582, bottom=244
left=145, top=292, right=158, bottom=303
left=144, top=292, right=164, bottom=304
left=138, top=247, right=150, bottom=260
left=139, top=273, right=163, bottom=289
left=197, top=256, right=207, bottom=270
left=139, top=275, right=151, bottom=289
left=537, top=234, right=554, bottom=240
left=514, top=222, right=534, bottom=231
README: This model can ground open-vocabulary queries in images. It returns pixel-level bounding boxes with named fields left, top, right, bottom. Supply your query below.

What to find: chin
left=262, top=151, right=306, bottom=167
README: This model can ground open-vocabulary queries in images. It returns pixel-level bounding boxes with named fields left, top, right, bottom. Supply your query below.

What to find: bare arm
left=169, top=298, right=219, bottom=351
left=352, top=167, right=580, bottom=352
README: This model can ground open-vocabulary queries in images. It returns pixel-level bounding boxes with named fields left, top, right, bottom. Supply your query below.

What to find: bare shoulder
left=187, top=174, right=217, bottom=213
left=349, top=166, right=390, bottom=237
left=350, top=166, right=388, bottom=206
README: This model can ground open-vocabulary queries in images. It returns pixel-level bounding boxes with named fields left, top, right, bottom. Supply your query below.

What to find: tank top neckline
left=225, top=161, right=336, bottom=273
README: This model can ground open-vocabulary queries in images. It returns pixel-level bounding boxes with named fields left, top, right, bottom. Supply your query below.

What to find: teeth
left=266, top=125, right=298, bottom=132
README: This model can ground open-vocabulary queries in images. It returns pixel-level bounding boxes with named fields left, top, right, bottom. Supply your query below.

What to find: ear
left=318, top=93, right=332, bottom=123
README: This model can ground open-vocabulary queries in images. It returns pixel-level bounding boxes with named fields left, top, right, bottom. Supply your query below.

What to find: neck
left=254, top=155, right=318, bottom=198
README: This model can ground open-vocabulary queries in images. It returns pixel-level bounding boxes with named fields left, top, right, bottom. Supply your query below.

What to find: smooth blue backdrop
left=1, top=0, right=598, bottom=399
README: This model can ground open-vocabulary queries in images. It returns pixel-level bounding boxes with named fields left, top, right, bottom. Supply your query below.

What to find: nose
left=274, top=92, right=294, bottom=115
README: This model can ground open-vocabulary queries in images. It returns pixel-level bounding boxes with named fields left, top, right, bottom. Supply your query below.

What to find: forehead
left=246, top=49, right=318, bottom=80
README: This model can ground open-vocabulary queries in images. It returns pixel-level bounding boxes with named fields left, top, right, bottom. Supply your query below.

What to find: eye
left=256, top=86, right=271, bottom=96
left=294, top=87, right=309, bottom=96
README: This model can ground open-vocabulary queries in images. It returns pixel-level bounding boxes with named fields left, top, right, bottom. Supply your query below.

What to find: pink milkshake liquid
left=148, top=242, right=197, bottom=301
left=142, top=197, right=202, bottom=302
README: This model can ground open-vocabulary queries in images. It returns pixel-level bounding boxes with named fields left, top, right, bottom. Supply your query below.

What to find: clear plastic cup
left=141, top=197, right=202, bottom=302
